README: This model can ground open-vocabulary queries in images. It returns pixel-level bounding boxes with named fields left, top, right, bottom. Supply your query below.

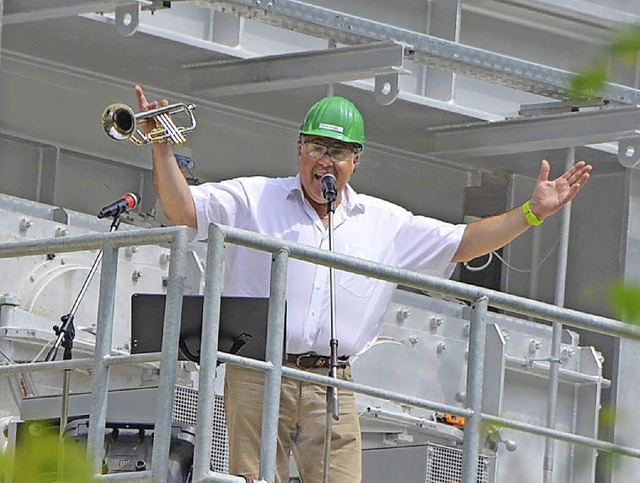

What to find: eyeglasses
left=303, top=141, right=358, bottom=163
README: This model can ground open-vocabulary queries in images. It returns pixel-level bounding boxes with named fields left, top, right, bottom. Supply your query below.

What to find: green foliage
left=0, top=424, right=96, bottom=483
left=609, top=25, right=640, bottom=63
left=568, top=65, right=608, bottom=101
left=610, top=282, right=640, bottom=324
left=569, top=24, right=640, bottom=100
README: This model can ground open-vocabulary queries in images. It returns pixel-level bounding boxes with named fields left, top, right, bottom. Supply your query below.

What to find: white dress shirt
left=189, top=175, right=465, bottom=356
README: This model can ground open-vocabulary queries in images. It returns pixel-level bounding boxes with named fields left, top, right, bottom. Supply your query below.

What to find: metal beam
left=3, top=0, right=172, bottom=24
left=421, top=106, right=640, bottom=157
left=465, top=0, right=640, bottom=28
left=504, top=0, right=640, bottom=23
left=0, top=0, right=4, bottom=76
left=187, top=41, right=406, bottom=96
left=3, top=0, right=118, bottom=23
left=193, top=0, right=640, bottom=105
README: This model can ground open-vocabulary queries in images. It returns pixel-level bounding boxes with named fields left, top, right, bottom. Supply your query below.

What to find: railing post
left=543, top=147, right=574, bottom=483
left=87, top=241, right=119, bottom=475
left=193, top=224, right=227, bottom=481
left=462, top=295, right=489, bottom=482
left=151, top=228, right=188, bottom=483
left=259, top=247, right=289, bottom=482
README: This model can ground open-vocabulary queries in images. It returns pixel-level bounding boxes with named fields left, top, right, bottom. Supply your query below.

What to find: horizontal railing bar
left=220, top=352, right=636, bottom=458
left=95, top=470, right=153, bottom=480
left=217, top=224, right=640, bottom=341
left=0, top=357, right=93, bottom=375
left=504, top=355, right=611, bottom=387
left=483, top=413, right=640, bottom=459
left=283, top=364, right=472, bottom=417
left=0, top=226, right=184, bottom=258
left=104, top=352, right=163, bottom=366
left=199, top=472, right=267, bottom=482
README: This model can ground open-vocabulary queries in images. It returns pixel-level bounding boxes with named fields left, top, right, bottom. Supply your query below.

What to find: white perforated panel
left=173, top=385, right=229, bottom=474
left=425, top=443, right=490, bottom=483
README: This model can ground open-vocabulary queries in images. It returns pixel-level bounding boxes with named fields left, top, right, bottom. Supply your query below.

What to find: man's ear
left=352, top=154, right=360, bottom=174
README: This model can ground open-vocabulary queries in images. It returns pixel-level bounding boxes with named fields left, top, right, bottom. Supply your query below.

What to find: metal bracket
left=115, top=3, right=141, bottom=37
left=618, top=136, right=640, bottom=168
left=375, top=73, right=399, bottom=106
left=526, top=356, right=562, bottom=367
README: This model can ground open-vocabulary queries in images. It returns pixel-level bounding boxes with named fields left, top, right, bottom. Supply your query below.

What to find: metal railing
left=2, top=223, right=640, bottom=482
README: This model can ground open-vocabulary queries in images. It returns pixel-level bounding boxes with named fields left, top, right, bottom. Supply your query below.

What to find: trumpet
left=102, top=102, right=196, bottom=146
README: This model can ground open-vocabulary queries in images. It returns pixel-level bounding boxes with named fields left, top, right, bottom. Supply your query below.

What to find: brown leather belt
left=287, top=352, right=349, bottom=369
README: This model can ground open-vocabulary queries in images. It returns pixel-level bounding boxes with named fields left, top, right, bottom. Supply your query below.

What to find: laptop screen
left=130, top=294, right=284, bottom=363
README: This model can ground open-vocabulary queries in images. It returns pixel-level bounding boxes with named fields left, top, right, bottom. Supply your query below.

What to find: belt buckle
left=295, top=353, right=314, bottom=368
left=295, top=353, right=327, bottom=368
left=314, top=356, right=328, bottom=368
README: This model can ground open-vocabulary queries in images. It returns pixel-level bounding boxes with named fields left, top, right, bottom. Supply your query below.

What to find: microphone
left=320, top=174, right=337, bottom=203
left=97, top=192, right=140, bottom=219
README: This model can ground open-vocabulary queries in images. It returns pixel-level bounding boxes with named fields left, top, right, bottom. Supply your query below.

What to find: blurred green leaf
left=610, top=282, right=640, bottom=324
left=568, top=65, right=608, bottom=100
left=610, top=25, right=640, bottom=64
left=0, top=425, right=96, bottom=483
left=569, top=24, right=640, bottom=100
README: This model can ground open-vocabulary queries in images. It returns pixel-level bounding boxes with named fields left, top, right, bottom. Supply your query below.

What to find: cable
left=463, top=252, right=493, bottom=272
left=463, top=238, right=559, bottom=274
left=30, top=337, right=56, bottom=363
left=0, top=345, right=39, bottom=400
left=495, top=238, right=559, bottom=273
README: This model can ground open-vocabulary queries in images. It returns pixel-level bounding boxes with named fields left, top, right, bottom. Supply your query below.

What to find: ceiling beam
left=3, top=0, right=172, bottom=24
left=187, top=42, right=406, bottom=96
left=194, top=0, right=640, bottom=105
left=3, top=0, right=118, bottom=24
left=421, top=106, right=640, bottom=158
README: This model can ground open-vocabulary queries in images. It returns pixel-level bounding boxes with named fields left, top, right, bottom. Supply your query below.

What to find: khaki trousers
left=224, top=362, right=362, bottom=483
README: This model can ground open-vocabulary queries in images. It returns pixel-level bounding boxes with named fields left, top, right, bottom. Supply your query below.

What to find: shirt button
left=311, top=311, right=315, bottom=316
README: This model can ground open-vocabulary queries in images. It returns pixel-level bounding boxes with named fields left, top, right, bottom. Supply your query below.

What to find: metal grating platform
left=173, top=385, right=229, bottom=474
left=426, top=443, right=491, bottom=483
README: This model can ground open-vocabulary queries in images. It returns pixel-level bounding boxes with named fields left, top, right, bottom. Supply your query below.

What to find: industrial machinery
left=0, top=194, right=606, bottom=482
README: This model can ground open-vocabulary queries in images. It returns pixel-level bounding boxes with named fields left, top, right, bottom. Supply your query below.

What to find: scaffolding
left=1, top=223, right=639, bottom=482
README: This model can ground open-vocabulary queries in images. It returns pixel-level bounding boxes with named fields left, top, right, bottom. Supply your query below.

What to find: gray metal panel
left=362, top=445, right=434, bottom=483
left=0, top=137, right=43, bottom=201
left=20, top=387, right=160, bottom=423
left=482, top=324, right=506, bottom=415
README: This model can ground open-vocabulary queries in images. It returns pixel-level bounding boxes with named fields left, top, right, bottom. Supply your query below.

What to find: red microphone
left=97, top=193, right=140, bottom=219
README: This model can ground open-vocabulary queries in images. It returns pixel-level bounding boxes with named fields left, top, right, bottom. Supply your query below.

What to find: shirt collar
left=288, top=174, right=365, bottom=215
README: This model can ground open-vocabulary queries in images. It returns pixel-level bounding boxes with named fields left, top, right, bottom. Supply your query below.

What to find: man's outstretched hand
left=529, top=159, right=592, bottom=221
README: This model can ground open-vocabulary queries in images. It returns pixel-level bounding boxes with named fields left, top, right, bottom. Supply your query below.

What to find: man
left=135, top=85, right=591, bottom=482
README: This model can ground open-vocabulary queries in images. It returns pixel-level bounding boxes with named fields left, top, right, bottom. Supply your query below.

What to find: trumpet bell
left=101, top=101, right=197, bottom=146
left=102, top=103, right=136, bottom=142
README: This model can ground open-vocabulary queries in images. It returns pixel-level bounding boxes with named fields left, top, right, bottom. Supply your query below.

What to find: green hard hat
left=299, top=96, right=365, bottom=149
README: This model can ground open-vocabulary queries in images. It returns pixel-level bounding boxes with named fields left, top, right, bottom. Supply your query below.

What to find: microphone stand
left=322, top=192, right=340, bottom=483
left=44, top=213, right=123, bottom=477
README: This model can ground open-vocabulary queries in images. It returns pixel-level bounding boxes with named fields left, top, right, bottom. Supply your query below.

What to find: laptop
left=130, top=293, right=284, bottom=363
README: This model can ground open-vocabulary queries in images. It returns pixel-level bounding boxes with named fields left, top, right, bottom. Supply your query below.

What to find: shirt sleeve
left=188, top=179, right=251, bottom=241
left=392, top=213, right=467, bottom=278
